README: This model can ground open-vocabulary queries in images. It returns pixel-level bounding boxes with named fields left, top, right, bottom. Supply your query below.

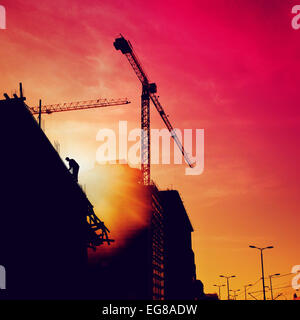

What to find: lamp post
left=249, top=245, right=274, bottom=300
left=219, top=275, right=236, bottom=300
left=269, top=273, right=280, bottom=300
left=213, top=284, right=225, bottom=300
left=244, top=284, right=252, bottom=300
left=230, top=289, right=240, bottom=300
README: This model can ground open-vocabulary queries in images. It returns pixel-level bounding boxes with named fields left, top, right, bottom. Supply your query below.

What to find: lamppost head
left=266, top=246, right=274, bottom=249
left=249, top=245, right=256, bottom=249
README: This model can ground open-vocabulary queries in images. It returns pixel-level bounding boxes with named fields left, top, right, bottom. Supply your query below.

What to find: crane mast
left=114, top=36, right=156, bottom=185
left=113, top=35, right=194, bottom=185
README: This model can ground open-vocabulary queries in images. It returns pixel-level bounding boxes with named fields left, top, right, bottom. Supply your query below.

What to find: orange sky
left=1, top=0, right=300, bottom=299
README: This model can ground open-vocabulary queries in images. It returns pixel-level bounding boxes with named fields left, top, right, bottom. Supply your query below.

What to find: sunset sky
left=1, top=0, right=300, bottom=299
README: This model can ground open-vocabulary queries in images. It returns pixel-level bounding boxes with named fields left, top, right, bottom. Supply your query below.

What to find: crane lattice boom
left=29, top=98, right=130, bottom=114
left=114, top=35, right=194, bottom=184
left=150, top=93, right=194, bottom=168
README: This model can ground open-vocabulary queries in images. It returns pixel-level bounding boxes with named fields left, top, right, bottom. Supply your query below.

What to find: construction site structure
left=114, top=35, right=195, bottom=185
left=149, top=183, right=165, bottom=300
left=28, top=97, right=130, bottom=128
left=3, top=84, right=115, bottom=250
left=29, top=97, right=130, bottom=114
left=86, top=199, right=115, bottom=250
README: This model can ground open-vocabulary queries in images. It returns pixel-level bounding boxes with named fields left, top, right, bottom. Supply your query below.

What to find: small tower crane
left=114, top=35, right=194, bottom=185
left=28, top=97, right=130, bottom=127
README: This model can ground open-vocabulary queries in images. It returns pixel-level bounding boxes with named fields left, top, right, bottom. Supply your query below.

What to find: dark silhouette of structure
left=0, top=84, right=201, bottom=300
left=194, top=280, right=206, bottom=300
left=84, top=165, right=201, bottom=300
left=0, top=88, right=112, bottom=299
left=84, top=164, right=164, bottom=299
left=194, top=280, right=219, bottom=300
left=159, top=190, right=196, bottom=300
left=86, top=204, right=114, bottom=251
left=66, top=157, right=80, bottom=182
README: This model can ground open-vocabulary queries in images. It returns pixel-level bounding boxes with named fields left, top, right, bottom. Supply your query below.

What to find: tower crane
left=113, top=35, right=194, bottom=185
left=28, top=97, right=130, bottom=127
left=29, top=97, right=130, bottom=114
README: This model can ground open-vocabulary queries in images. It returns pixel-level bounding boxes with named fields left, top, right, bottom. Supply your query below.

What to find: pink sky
left=1, top=0, right=300, bottom=299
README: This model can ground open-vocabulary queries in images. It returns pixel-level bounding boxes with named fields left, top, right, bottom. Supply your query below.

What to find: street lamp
left=244, top=284, right=252, bottom=300
left=213, top=284, right=225, bottom=300
left=230, top=289, right=240, bottom=300
left=269, top=273, right=280, bottom=300
left=219, top=275, right=236, bottom=300
left=249, top=245, right=274, bottom=300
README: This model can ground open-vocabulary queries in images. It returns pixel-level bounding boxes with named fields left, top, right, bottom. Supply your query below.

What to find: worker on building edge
left=66, top=157, right=80, bottom=182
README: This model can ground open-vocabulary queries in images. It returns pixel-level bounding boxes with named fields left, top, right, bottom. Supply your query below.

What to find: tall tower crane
left=28, top=97, right=130, bottom=127
left=114, top=35, right=194, bottom=185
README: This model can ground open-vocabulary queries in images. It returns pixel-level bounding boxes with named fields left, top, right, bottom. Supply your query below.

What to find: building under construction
left=81, top=164, right=164, bottom=299
left=0, top=93, right=111, bottom=299
left=159, top=190, right=196, bottom=300
left=83, top=164, right=198, bottom=300
left=0, top=86, right=201, bottom=300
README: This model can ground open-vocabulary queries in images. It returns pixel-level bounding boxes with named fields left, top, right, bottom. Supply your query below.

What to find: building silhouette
left=159, top=190, right=196, bottom=300
left=83, top=164, right=164, bottom=299
left=84, top=166, right=199, bottom=300
left=0, top=96, right=97, bottom=299
left=193, top=279, right=219, bottom=300
left=0, top=91, right=203, bottom=300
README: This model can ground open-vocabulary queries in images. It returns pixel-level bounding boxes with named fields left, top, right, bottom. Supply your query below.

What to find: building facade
left=159, top=190, right=197, bottom=300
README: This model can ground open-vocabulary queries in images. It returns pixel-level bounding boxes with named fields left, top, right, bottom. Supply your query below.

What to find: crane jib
left=114, top=35, right=195, bottom=173
left=29, top=98, right=130, bottom=114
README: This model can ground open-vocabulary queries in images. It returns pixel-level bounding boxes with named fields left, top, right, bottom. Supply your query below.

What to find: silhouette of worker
left=66, top=157, right=79, bottom=182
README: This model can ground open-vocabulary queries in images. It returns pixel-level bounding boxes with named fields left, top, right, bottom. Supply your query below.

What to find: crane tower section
left=114, top=36, right=157, bottom=185
left=114, top=35, right=194, bottom=185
